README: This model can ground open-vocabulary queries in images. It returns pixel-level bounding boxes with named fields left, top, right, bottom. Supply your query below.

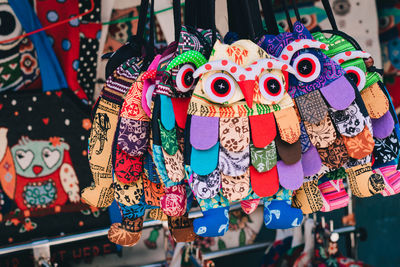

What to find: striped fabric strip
left=319, top=179, right=349, bottom=212
left=377, top=165, right=400, bottom=197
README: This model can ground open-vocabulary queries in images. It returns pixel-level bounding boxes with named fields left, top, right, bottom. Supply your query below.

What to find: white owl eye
left=42, top=148, right=61, bottom=169
left=292, top=53, right=321, bottom=83
left=204, top=72, right=236, bottom=103
left=344, top=66, right=366, bottom=91
left=15, top=150, right=34, bottom=170
left=258, top=73, right=285, bottom=103
left=176, top=64, right=196, bottom=92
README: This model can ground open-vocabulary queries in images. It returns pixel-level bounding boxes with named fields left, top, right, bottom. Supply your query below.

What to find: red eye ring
left=176, top=64, right=196, bottom=93
left=204, top=72, right=236, bottom=103
left=292, top=53, right=321, bottom=83
left=258, top=73, right=285, bottom=103
left=344, top=66, right=366, bottom=91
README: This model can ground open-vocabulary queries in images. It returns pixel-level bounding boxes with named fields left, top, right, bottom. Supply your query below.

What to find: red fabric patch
left=249, top=113, right=276, bottom=148
left=114, top=146, right=143, bottom=184
left=250, top=166, right=279, bottom=197
left=171, top=97, right=191, bottom=129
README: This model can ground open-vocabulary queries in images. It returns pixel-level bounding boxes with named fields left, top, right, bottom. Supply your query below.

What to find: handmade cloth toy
left=185, top=39, right=304, bottom=236
left=81, top=56, right=144, bottom=208
left=259, top=22, right=384, bottom=213
left=150, top=26, right=215, bottom=241
left=313, top=31, right=400, bottom=197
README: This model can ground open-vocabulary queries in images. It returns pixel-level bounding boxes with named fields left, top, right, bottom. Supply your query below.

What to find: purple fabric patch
left=277, top=160, right=304, bottom=190
left=372, top=111, right=395, bottom=139
left=320, top=76, right=355, bottom=110
left=118, top=117, right=150, bottom=157
left=190, top=115, right=219, bottom=150
left=301, top=145, right=322, bottom=176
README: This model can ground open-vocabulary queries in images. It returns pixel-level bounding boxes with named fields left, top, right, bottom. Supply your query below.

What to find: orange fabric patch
left=361, top=83, right=389, bottom=119
left=273, top=107, right=300, bottom=144
left=342, top=126, right=374, bottom=159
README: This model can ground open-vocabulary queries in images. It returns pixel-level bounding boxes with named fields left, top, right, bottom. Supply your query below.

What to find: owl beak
left=33, top=165, right=43, bottom=175
left=238, top=80, right=255, bottom=108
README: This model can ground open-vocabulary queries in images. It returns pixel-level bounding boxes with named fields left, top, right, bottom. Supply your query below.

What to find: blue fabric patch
left=160, top=94, right=176, bottom=131
left=264, top=200, right=302, bottom=229
left=144, top=152, right=161, bottom=183
left=193, top=206, right=230, bottom=237
left=191, top=142, right=219, bottom=176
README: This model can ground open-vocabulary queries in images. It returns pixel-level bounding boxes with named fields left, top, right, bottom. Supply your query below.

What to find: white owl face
left=11, top=137, right=69, bottom=178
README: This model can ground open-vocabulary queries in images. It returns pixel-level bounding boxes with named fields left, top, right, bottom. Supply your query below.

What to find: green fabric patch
left=250, top=142, right=277, bottom=173
left=324, top=167, right=347, bottom=181
left=158, top=120, right=178, bottom=156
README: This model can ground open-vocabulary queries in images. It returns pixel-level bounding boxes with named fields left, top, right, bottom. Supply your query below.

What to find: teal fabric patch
left=152, top=144, right=179, bottom=187
left=191, top=142, right=219, bottom=176
left=158, top=120, right=178, bottom=155
left=160, top=94, right=176, bottom=131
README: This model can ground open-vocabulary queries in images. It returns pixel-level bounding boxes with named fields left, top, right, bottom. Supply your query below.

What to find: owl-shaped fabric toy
left=150, top=26, right=214, bottom=241
left=259, top=22, right=384, bottom=214
left=82, top=56, right=144, bottom=209
left=186, top=39, right=304, bottom=236
left=313, top=31, right=400, bottom=197
left=0, top=133, right=80, bottom=211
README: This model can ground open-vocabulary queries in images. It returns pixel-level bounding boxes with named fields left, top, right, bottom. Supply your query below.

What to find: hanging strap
left=184, top=0, right=197, bottom=27
left=281, top=0, right=294, bottom=32
left=244, top=0, right=256, bottom=41
left=248, top=0, right=264, bottom=39
left=209, top=0, right=217, bottom=45
left=173, top=0, right=181, bottom=42
left=260, top=0, right=279, bottom=35
left=145, top=0, right=155, bottom=62
left=8, top=0, right=67, bottom=91
left=135, top=0, right=149, bottom=48
left=292, top=0, right=301, bottom=23
left=321, top=0, right=338, bottom=31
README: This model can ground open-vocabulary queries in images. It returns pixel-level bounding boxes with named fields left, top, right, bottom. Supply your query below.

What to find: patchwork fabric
left=160, top=185, right=187, bottom=217
left=192, top=169, right=221, bottom=199
left=152, top=145, right=179, bottom=188
left=114, top=146, right=143, bottom=184
left=118, top=118, right=150, bottom=157
left=158, top=121, right=178, bottom=156
left=299, top=122, right=311, bottom=153
left=108, top=217, right=144, bottom=247
left=240, top=199, right=260, bottom=214
left=346, top=163, right=385, bottom=198
left=221, top=169, right=251, bottom=201
left=317, top=137, right=349, bottom=169
left=119, top=75, right=150, bottom=122
left=375, top=165, right=400, bottom=197
left=329, top=103, right=366, bottom=138
left=360, top=83, right=389, bottom=119
left=319, top=179, right=349, bottom=212
left=304, top=114, right=337, bottom=148
left=168, top=213, right=196, bottom=242
left=219, top=117, right=250, bottom=152
left=113, top=179, right=143, bottom=207
left=143, top=174, right=164, bottom=207
left=250, top=142, right=277, bottom=173
left=295, top=90, right=328, bottom=124
left=162, top=148, right=185, bottom=183
left=273, top=108, right=301, bottom=144
left=275, top=138, right=302, bottom=165
left=218, top=146, right=250, bottom=177
left=342, top=126, right=375, bottom=160
left=373, top=129, right=400, bottom=164
left=292, top=180, right=323, bottom=214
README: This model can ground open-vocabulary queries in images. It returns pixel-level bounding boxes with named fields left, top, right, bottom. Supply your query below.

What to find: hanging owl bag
left=311, top=0, right=400, bottom=198
left=150, top=0, right=216, bottom=241
left=258, top=0, right=384, bottom=215
left=0, top=0, right=111, bottom=246
left=81, top=0, right=151, bottom=209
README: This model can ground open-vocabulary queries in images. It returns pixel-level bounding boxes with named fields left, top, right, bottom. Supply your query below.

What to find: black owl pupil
left=213, top=79, right=229, bottom=95
left=183, top=70, right=193, bottom=86
left=0, top=11, right=15, bottom=36
left=301, top=17, right=308, bottom=24
left=348, top=72, right=359, bottom=85
left=298, top=60, right=313, bottom=75
left=267, top=79, right=280, bottom=94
